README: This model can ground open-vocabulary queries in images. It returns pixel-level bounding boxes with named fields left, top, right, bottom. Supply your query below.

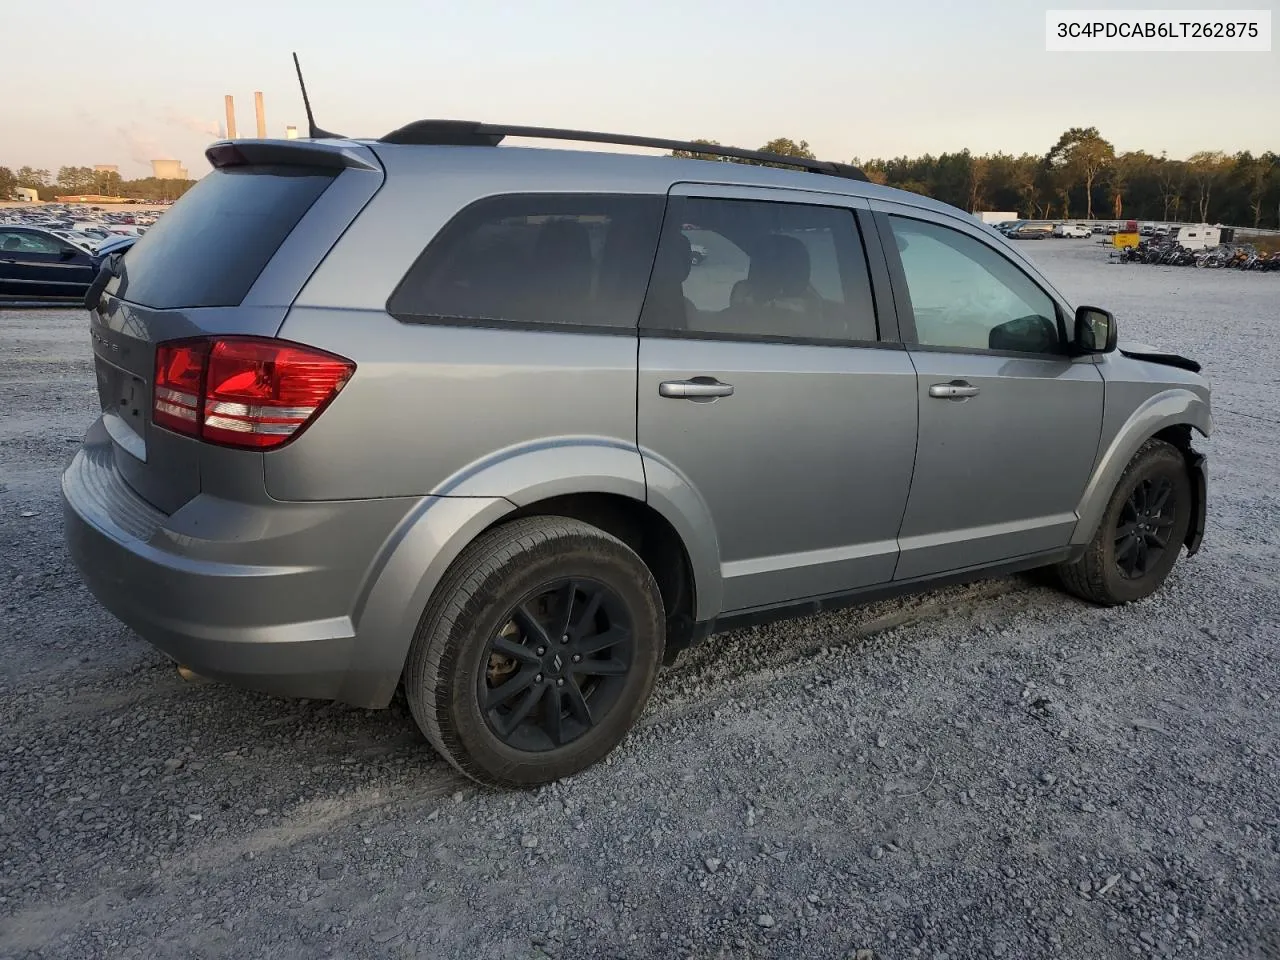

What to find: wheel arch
left=434, top=438, right=721, bottom=623
left=1071, top=388, right=1210, bottom=549
left=498, top=491, right=705, bottom=660
left=347, top=443, right=722, bottom=708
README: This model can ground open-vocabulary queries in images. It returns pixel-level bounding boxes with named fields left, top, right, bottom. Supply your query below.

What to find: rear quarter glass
left=386, top=193, right=665, bottom=330
left=105, top=165, right=337, bottom=310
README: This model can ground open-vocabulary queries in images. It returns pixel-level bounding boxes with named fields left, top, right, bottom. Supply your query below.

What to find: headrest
left=747, top=234, right=811, bottom=299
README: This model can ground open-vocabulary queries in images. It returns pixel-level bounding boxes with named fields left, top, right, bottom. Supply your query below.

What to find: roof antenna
left=292, top=52, right=344, bottom=139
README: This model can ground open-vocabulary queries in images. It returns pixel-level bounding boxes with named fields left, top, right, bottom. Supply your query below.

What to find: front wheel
left=1057, top=439, right=1192, bottom=606
left=404, top=517, right=666, bottom=788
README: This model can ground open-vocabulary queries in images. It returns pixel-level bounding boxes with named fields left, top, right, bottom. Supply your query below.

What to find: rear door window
left=107, top=165, right=337, bottom=309
left=387, top=194, right=665, bottom=330
left=639, top=196, right=879, bottom=343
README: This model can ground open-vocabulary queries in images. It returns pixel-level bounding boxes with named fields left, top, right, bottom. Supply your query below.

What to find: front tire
left=404, top=516, right=666, bottom=788
left=1057, top=439, right=1192, bottom=605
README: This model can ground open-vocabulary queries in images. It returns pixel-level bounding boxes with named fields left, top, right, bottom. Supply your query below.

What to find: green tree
left=928, top=150, right=974, bottom=209
left=670, top=139, right=730, bottom=162
left=754, top=138, right=816, bottom=169
left=56, top=166, right=97, bottom=195
left=1046, top=127, right=1115, bottom=219
left=1186, top=151, right=1226, bottom=222
left=15, top=166, right=51, bottom=189
left=0, top=166, right=15, bottom=199
left=967, top=154, right=989, bottom=213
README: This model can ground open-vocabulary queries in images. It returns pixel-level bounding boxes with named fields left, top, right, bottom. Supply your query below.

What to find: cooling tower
left=151, top=159, right=185, bottom=180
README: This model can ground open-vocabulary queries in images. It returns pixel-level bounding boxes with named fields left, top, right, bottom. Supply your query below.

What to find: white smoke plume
left=116, top=125, right=163, bottom=169
left=163, top=111, right=222, bottom=139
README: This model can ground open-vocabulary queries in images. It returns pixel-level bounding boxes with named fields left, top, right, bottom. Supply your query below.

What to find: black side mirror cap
left=1074, top=305, right=1118, bottom=354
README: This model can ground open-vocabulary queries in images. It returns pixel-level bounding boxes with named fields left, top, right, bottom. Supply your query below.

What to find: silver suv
left=63, top=122, right=1210, bottom=787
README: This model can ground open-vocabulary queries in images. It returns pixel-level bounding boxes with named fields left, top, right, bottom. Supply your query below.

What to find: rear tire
left=404, top=516, right=665, bottom=788
left=1057, top=439, right=1191, bottom=606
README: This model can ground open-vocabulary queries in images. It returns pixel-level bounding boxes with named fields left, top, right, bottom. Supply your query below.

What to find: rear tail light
left=153, top=336, right=354, bottom=450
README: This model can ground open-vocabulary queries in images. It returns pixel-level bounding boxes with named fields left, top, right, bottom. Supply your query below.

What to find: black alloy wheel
left=1056, top=439, right=1193, bottom=606
left=480, top=578, right=634, bottom=752
left=1113, top=476, right=1177, bottom=579
left=404, top=516, right=666, bottom=788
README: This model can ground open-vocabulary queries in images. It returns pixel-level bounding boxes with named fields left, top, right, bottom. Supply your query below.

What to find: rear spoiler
left=205, top=139, right=381, bottom=173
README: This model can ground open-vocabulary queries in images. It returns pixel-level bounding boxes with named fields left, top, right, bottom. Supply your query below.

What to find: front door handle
left=659, top=378, right=734, bottom=400
left=928, top=380, right=980, bottom=400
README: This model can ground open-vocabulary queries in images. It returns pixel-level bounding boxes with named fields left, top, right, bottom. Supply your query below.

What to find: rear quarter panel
left=271, top=146, right=661, bottom=502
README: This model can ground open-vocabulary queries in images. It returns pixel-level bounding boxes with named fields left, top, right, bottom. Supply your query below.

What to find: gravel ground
left=1, top=241, right=1278, bottom=960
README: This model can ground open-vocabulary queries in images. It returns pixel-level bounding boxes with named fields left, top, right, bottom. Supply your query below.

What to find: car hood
left=1117, top=340, right=1202, bottom=374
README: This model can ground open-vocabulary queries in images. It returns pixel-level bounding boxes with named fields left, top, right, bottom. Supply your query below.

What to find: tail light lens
left=152, top=336, right=354, bottom=450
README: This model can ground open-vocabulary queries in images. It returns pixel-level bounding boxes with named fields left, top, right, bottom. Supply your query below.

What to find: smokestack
left=224, top=95, right=237, bottom=139
left=254, top=91, right=266, bottom=139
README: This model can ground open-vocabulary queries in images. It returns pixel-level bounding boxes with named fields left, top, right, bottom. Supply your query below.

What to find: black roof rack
left=377, top=120, right=868, bottom=182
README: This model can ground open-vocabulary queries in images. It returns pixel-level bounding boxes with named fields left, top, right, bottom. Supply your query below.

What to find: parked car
left=1054, top=223, right=1091, bottom=238
left=64, top=123, right=1211, bottom=789
left=689, top=242, right=708, bottom=265
left=49, top=231, right=101, bottom=254
left=1009, top=224, right=1053, bottom=240
left=93, top=234, right=139, bottom=258
left=0, top=226, right=104, bottom=302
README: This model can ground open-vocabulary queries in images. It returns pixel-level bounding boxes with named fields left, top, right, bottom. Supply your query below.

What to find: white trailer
left=1170, top=224, right=1222, bottom=250
left=974, top=211, right=1018, bottom=225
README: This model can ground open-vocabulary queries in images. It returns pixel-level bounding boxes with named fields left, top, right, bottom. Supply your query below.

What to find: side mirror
left=1074, top=305, right=1117, bottom=354
left=59, top=247, right=79, bottom=261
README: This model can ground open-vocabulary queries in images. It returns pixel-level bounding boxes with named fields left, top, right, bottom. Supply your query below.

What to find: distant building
left=94, top=164, right=119, bottom=175
left=14, top=187, right=39, bottom=202
left=286, top=125, right=299, bottom=140
left=151, top=159, right=189, bottom=180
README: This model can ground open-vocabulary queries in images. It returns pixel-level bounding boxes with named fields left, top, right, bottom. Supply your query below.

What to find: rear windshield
left=106, top=165, right=336, bottom=309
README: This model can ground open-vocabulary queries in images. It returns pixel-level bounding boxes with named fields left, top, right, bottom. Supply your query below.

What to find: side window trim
left=639, top=190, right=890, bottom=348
left=872, top=208, right=1071, bottom=359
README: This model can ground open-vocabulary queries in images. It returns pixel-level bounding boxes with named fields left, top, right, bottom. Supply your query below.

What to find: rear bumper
left=61, top=419, right=424, bottom=706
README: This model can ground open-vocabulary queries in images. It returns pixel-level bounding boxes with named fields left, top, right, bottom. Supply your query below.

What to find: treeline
left=0, top=165, right=198, bottom=202
left=674, top=129, right=1280, bottom=228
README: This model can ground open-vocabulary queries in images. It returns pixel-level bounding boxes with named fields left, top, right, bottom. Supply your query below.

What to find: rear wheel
left=404, top=517, right=665, bottom=788
left=1057, top=439, right=1192, bottom=605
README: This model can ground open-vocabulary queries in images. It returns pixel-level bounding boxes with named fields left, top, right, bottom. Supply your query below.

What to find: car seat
left=641, top=231, right=696, bottom=329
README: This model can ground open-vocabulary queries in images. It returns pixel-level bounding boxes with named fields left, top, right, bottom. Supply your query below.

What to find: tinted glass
left=107, top=165, right=336, bottom=309
left=0, top=230, right=63, bottom=255
left=389, top=194, right=665, bottom=329
left=889, top=216, right=1060, bottom=353
left=640, top=196, right=878, bottom=343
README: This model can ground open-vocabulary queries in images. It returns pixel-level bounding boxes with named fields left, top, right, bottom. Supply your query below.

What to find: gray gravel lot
left=1, top=241, right=1278, bottom=960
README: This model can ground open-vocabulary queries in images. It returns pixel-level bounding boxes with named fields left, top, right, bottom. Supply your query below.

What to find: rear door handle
left=928, top=380, right=980, bottom=400
left=659, top=378, right=734, bottom=399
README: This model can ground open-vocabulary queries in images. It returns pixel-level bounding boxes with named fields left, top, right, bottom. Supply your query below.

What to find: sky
left=4, top=0, right=1276, bottom=180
